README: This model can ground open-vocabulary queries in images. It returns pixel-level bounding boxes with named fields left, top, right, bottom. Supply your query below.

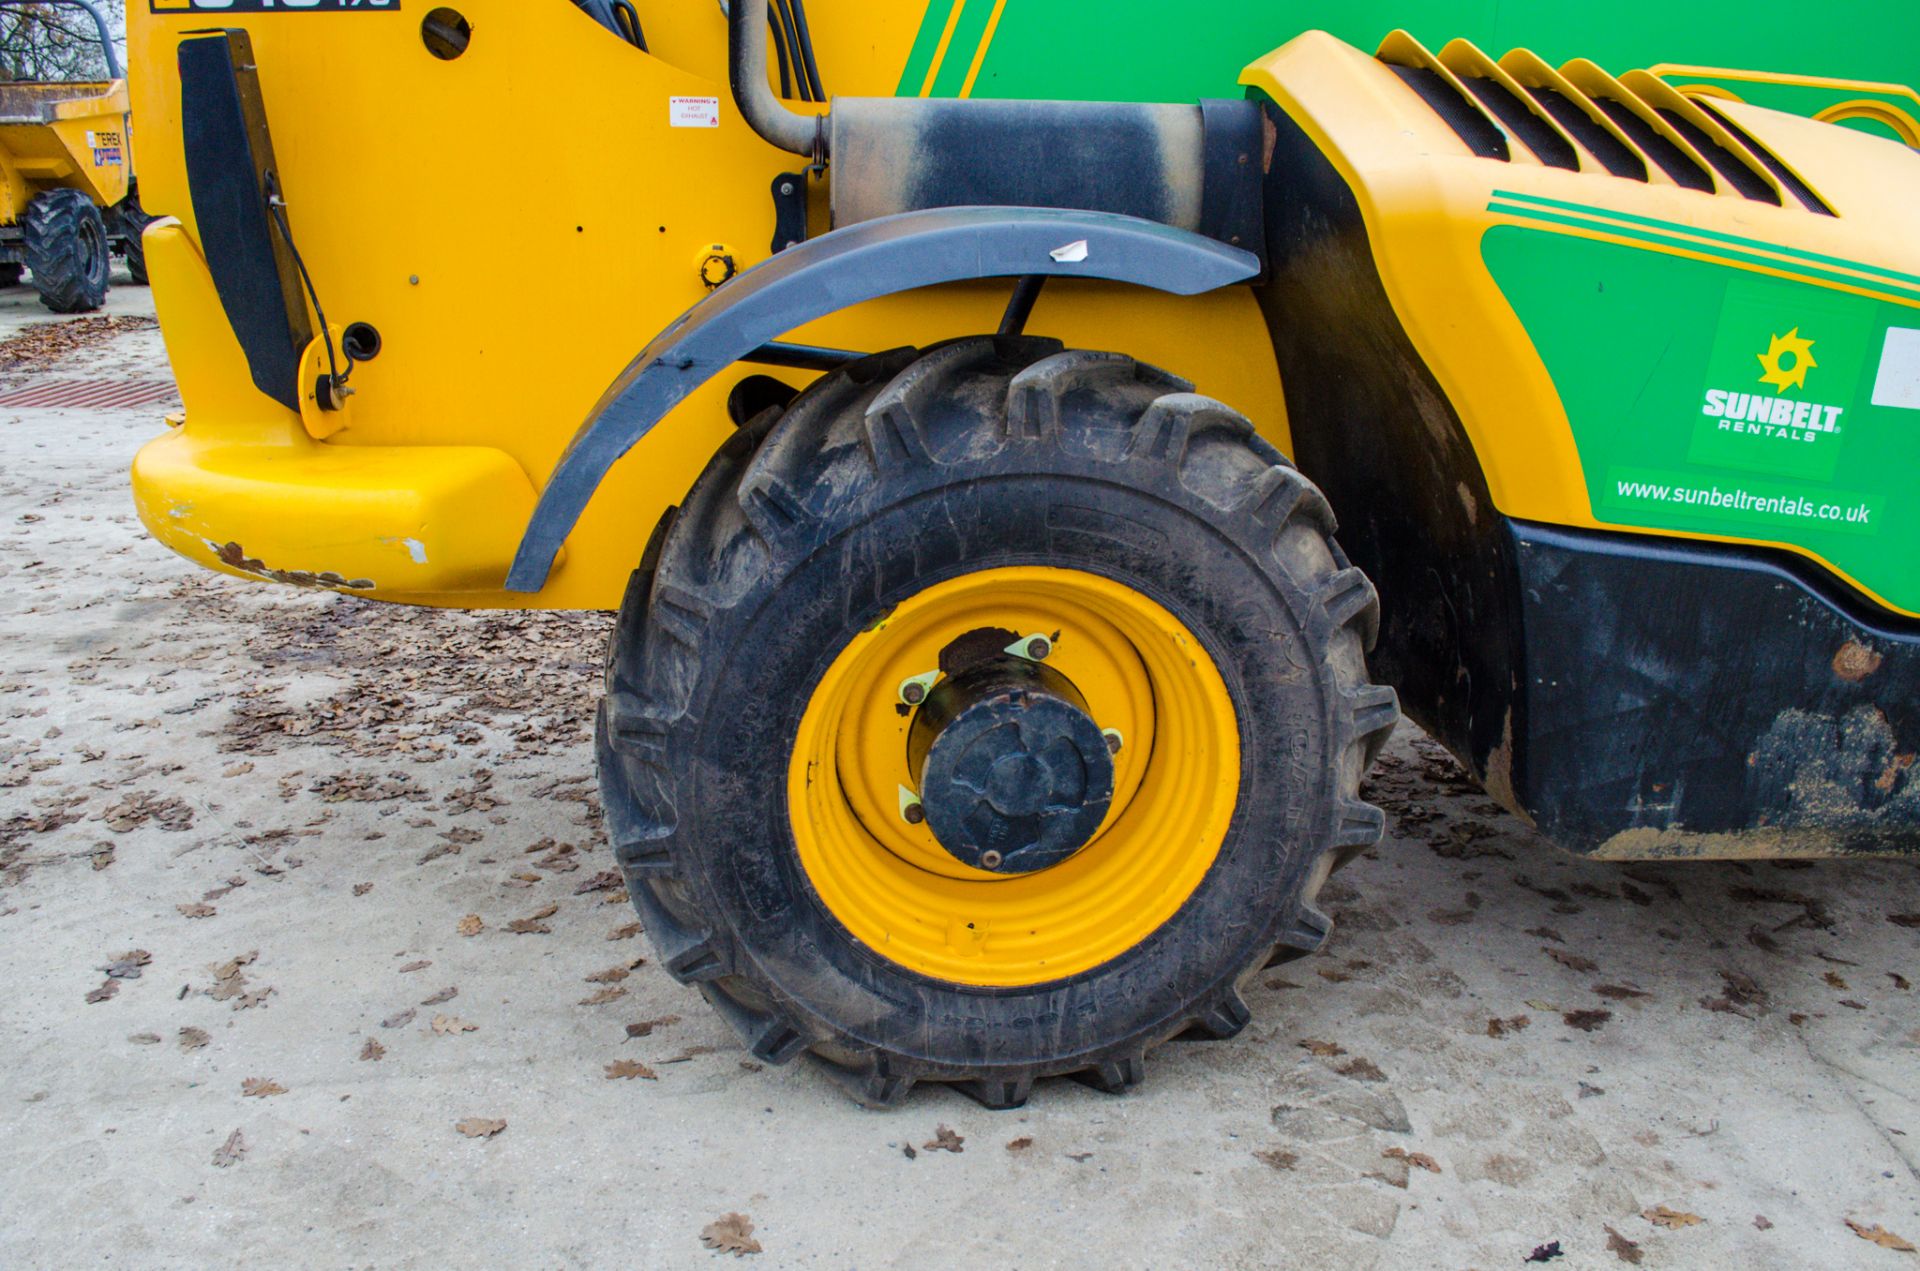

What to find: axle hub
left=906, top=657, right=1115, bottom=875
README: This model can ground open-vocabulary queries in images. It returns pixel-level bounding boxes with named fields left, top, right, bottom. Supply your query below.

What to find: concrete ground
left=1, top=286, right=1917, bottom=1270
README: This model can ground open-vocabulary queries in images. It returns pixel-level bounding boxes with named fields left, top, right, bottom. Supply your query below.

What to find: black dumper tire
left=113, top=193, right=154, bottom=285
left=598, top=336, right=1399, bottom=1107
left=23, top=188, right=110, bottom=314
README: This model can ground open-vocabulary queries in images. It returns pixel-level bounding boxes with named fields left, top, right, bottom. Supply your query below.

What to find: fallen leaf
left=505, top=918, right=551, bottom=935
left=102, top=949, right=152, bottom=979
left=578, top=986, right=627, bottom=1007
left=211, top=1129, right=247, bottom=1168
left=456, top=914, right=484, bottom=937
left=359, top=1038, right=385, bottom=1061
left=1644, top=1206, right=1704, bottom=1229
left=178, top=1027, right=210, bottom=1052
left=1006, top=1137, right=1033, bottom=1153
left=1824, top=971, right=1850, bottom=991
left=624, top=1015, right=680, bottom=1040
left=398, top=960, right=430, bottom=974
left=1754, top=1215, right=1774, bottom=1231
left=177, top=903, right=216, bottom=919
left=1847, top=1219, right=1916, bottom=1252
left=1604, top=1225, right=1643, bottom=1265
left=1254, top=1148, right=1298, bottom=1171
left=529, top=903, right=559, bottom=920
left=1486, top=1014, right=1530, bottom=1038
left=1337, top=1057, right=1387, bottom=1082
left=923, top=1125, right=965, bottom=1153
left=605, top=1059, right=657, bottom=1081
left=1383, top=1147, right=1441, bottom=1173
left=84, top=980, right=118, bottom=1004
left=1593, top=984, right=1651, bottom=1001
left=223, top=762, right=254, bottom=778
left=584, top=966, right=631, bottom=985
left=575, top=870, right=622, bottom=894
left=455, top=1117, right=506, bottom=1139
left=1563, top=1009, right=1613, bottom=1033
left=430, top=1014, right=477, bottom=1035
left=1889, top=914, right=1920, bottom=929
left=241, top=1077, right=286, bottom=1098
left=352, top=883, right=373, bottom=897
left=1525, top=1241, right=1564, bottom=1263
left=381, top=1008, right=416, bottom=1029
left=607, top=922, right=642, bottom=941
left=1892, top=973, right=1912, bottom=991
left=421, top=987, right=457, bottom=1006
left=1528, top=926, right=1567, bottom=944
left=129, top=1032, right=162, bottom=1045
left=1547, top=948, right=1599, bottom=974
left=1299, top=1039, right=1345, bottom=1057
left=701, top=1213, right=762, bottom=1256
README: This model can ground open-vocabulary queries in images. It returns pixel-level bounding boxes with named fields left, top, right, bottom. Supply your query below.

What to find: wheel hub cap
left=908, top=658, right=1115, bottom=875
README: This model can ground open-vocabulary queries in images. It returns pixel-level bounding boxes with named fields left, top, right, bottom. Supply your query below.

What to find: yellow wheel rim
left=788, top=566, right=1240, bottom=987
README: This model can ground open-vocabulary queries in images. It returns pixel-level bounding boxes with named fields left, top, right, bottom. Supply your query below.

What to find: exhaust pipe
left=728, top=1, right=825, bottom=157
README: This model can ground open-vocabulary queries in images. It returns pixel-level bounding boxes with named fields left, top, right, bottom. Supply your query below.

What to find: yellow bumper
left=131, top=220, right=541, bottom=602
left=132, top=427, right=538, bottom=599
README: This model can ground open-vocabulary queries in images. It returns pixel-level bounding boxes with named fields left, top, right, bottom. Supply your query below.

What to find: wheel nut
left=902, top=682, right=926, bottom=705
left=904, top=803, right=926, bottom=825
left=1026, top=637, right=1051, bottom=661
left=1104, top=729, right=1123, bottom=754
left=980, top=850, right=1004, bottom=869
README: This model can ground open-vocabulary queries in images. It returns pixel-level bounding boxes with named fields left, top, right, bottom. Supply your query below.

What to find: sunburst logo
left=1757, top=328, right=1818, bottom=394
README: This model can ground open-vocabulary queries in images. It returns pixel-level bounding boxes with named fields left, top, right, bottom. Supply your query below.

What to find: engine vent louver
left=1376, top=32, right=1835, bottom=216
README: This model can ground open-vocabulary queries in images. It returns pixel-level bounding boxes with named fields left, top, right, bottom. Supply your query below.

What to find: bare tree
left=0, top=1, right=123, bottom=84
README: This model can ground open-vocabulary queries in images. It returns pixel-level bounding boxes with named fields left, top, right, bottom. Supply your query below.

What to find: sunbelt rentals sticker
left=1687, top=278, right=1874, bottom=482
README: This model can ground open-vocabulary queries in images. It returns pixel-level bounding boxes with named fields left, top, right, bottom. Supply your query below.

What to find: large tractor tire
left=599, top=336, right=1398, bottom=1106
left=23, top=189, right=110, bottom=314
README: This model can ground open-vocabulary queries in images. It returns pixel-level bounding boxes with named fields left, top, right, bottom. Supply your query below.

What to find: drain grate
left=0, top=378, right=181, bottom=410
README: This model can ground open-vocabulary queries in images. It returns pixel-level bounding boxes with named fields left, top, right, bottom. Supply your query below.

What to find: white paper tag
left=1049, top=239, right=1089, bottom=264
left=669, top=96, right=720, bottom=128
left=1871, top=326, right=1920, bottom=410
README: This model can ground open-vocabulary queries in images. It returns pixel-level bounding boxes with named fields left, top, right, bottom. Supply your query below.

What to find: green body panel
left=1483, top=220, right=1920, bottom=612
left=897, top=0, right=1920, bottom=132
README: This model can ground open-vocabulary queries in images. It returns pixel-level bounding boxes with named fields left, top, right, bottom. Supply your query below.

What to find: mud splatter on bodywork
left=210, top=541, right=373, bottom=593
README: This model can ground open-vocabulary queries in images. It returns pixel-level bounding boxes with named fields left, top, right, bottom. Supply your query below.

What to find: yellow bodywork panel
left=0, top=79, right=130, bottom=216
left=126, top=2, right=1289, bottom=611
left=1243, top=31, right=1920, bottom=616
left=133, top=223, right=541, bottom=598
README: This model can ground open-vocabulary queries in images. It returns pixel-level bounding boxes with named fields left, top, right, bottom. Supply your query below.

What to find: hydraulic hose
left=728, top=0, right=823, bottom=157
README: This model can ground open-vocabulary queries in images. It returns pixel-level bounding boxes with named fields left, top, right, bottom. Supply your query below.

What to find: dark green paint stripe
left=1491, top=189, right=1920, bottom=291
left=1487, top=202, right=1920, bottom=301
left=895, top=1, right=958, bottom=97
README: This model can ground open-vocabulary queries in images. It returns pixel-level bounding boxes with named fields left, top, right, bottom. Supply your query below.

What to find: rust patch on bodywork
left=1832, top=639, right=1884, bottom=683
left=211, top=541, right=373, bottom=593
left=1592, top=704, right=1918, bottom=860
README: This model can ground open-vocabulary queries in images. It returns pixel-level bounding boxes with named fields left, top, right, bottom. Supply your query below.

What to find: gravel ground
left=1, top=289, right=1918, bottom=1269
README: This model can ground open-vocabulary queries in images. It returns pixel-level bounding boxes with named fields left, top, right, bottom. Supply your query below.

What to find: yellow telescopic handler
left=126, top=1, right=1920, bottom=1105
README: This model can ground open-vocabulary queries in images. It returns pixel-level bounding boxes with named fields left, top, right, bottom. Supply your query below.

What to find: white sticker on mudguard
left=670, top=97, right=720, bottom=128
left=1050, top=240, right=1089, bottom=263
left=1871, top=327, right=1920, bottom=409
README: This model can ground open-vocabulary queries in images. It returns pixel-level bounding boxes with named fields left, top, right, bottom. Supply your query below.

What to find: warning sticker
left=669, top=96, right=720, bottom=128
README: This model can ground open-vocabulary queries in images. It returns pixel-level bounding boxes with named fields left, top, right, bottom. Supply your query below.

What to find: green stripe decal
left=895, top=1, right=960, bottom=97
left=1489, top=189, right=1920, bottom=293
left=1487, top=202, right=1920, bottom=301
